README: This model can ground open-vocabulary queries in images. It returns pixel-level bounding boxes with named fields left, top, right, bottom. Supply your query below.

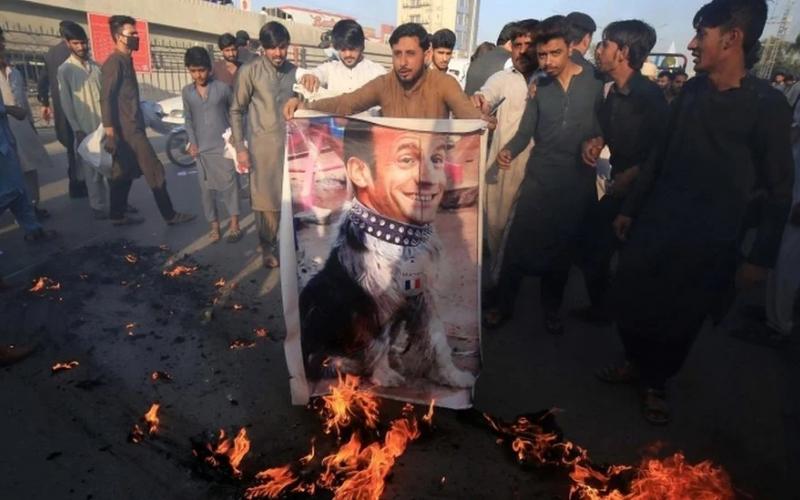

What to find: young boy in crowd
left=182, top=47, right=241, bottom=243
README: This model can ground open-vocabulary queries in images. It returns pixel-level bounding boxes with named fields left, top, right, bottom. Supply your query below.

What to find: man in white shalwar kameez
left=471, top=21, right=538, bottom=282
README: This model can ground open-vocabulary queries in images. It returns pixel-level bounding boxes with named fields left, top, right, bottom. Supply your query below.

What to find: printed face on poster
left=86, top=13, right=152, bottom=72
left=281, top=115, right=485, bottom=409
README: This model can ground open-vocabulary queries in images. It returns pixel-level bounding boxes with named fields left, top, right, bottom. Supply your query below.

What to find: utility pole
left=759, top=0, right=796, bottom=79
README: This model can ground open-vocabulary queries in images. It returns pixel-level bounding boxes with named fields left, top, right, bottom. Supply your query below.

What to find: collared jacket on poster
left=230, top=57, right=297, bottom=212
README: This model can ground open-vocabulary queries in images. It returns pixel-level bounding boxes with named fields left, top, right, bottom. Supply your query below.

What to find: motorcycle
left=153, top=96, right=196, bottom=168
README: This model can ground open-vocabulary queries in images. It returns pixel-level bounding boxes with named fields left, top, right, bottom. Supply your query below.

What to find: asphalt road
left=0, top=129, right=798, bottom=499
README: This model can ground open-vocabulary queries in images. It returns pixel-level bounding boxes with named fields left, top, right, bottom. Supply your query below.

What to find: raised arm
left=443, top=74, right=482, bottom=119
left=306, top=74, right=383, bottom=116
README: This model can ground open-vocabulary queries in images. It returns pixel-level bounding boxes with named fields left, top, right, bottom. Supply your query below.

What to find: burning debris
left=214, top=277, right=226, bottom=288
left=29, top=277, right=61, bottom=293
left=254, top=327, right=269, bottom=338
left=229, top=339, right=256, bottom=350
left=128, top=403, right=161, bottom=444
left=242, top=375, right=433, bottom=499
left=124, top=254, right=139, bottom=264
left=484, top=411, right=735, bottom=500
left=150, top=371, right=173, bottom=382
left=232, top=303, right=246, bottom=311
left=51, top=361, right=79, bottom=374
left=192, top=427, right=252, bottom=479
left=162, top=265, right=198, bottom=278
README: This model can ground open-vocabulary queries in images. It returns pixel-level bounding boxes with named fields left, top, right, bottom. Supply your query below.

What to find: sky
left=258, top=0, right=799, bottom=55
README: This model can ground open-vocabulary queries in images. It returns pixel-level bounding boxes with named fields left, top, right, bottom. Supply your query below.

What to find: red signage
left=86, top=13, right=152, bottom=73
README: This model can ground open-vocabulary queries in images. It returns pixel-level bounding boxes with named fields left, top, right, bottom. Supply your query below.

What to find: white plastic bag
left=222, top=127, right=248, bottom=174
left=77, top=123, right=113, bottom=177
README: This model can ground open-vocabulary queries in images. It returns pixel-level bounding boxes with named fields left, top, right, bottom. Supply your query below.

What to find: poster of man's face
left=284, top=117, right=483, bottom=408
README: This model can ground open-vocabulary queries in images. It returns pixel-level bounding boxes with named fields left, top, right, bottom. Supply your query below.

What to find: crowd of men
left=1, top=0, right=799, bottom=425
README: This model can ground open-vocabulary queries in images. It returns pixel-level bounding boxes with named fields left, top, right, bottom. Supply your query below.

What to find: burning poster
left=281, top=113, right=486, bottom=409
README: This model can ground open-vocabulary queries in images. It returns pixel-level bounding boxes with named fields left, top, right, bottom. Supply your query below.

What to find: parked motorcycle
left=155, top=96, right=196, bottom=168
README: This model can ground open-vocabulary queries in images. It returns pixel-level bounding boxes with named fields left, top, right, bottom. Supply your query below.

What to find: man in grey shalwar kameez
left=182, top=47, right=241, bottom=243
left=486, top=16, right=604, bottom=335
left=231, top=21, right=297, bottom=268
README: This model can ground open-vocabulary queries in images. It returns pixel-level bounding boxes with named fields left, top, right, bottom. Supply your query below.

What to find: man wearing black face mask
left=100, top=15, right=195, bottom=226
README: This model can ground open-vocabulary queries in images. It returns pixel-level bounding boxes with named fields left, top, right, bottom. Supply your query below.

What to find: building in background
left=396, top=0, right=479, bottom=58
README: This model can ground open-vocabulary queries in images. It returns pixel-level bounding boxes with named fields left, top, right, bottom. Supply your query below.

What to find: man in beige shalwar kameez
left=231, top=22, right=297, bottom=268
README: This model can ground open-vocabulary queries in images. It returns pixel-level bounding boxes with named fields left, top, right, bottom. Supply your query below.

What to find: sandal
left=482, top=307, right=510, bottom=330
left=208, top=227, right=221, bottom=243
left=24, top=228, right=58, bottom=242
left=641, top=388, right=671, bottom=426
left=111, top=215, right=145, bottom=226
left=226, top=228, right=243, bottom=243
left=596, top=361, right=638, bottom=384
left=166, top=212, right=196, bottom=226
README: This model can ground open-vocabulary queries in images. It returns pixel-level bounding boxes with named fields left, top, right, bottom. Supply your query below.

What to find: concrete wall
left=1, top=0, right=392, bottom=65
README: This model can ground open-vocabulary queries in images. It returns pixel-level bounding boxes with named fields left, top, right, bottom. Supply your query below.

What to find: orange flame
left=29, top=277, right=61, bottom=293
left=144, top=403, right=160, bottom=435
left=230, top=339, right=256, bottom=350
left=206, top=428, right=251, bottom=478
left=254, top=327, right=269, bottom=338
left=51, top=361, right=79, bottom=373
left=244, top=464, right=298, bottom=499
left=162, top=265, right=198, bottom=277
left=214, top=277, right=226, bottom=288
left=125, top=254, right=138, bottom=264
left=422, top=399, right=436, bottom=426
left=320, top=373, right=380, bottom=436
left=232, top=303, right=245, bottom=311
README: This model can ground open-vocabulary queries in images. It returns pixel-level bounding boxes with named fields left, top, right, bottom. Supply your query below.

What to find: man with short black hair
left=57, top=22, right=109, bottom=219
left=485, top=15, right=604, bottom=334
left=38, top=20, right=87, bottom=198
left=464, top=22, right=517, bottom=95
left=576, top=20, right=668, bottom=325
left=213, top=32, right=240, bottom=86
left=671, top=69, right=688, bottom=94
left=101, top=15, right=194, bottom=227
left=231, top=21, right=297, bottom=268
left=295, top=19, right=386, bottom=97
left=235, top=30, right=258, bottom=65
left=656, top=70, right=675, bottom=101
left=604, top=0, right=793, bottom=425
left=284, top=23, right=480, bottom=120
left=430, top=29, right=456, bottom=72
left=566, top=11, right=597, bottom=70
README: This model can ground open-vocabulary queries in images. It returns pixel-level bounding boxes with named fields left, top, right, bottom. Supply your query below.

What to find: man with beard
left=576, top=20, right=668, bottom=324
left=230, top=21, right=297, bottom=268
left=212, top=33, right=240, bottom=87
left=57, top=22, right=108, bottom=219
left=483, top=16, right=604, bottom=334
left=101, top=15, right=194, bottom=227
left=294, top=19, right=386, bottom=98
left=284, top=23, right=481, bottom=120
left=603, top=0, right=793, bottom=425
left=471, top=19, right=539, bottom=284
left=38, top=20, right=87, bottom=198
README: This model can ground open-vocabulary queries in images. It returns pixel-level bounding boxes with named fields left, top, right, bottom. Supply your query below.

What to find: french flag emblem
left=404, top=278, right=422, bottom=290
